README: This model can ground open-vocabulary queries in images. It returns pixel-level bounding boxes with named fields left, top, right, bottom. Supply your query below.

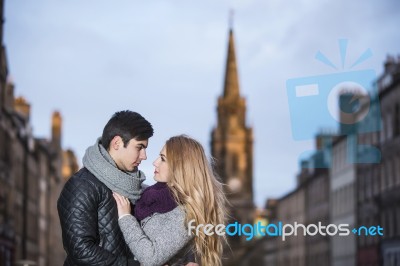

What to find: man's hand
left=112, top=192, right=132, bottom=217
left=163, top=263, right=198, bottom=266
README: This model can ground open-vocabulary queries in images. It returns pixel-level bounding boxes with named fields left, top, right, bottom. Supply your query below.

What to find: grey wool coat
left=119, top=206, right=194, bottom=266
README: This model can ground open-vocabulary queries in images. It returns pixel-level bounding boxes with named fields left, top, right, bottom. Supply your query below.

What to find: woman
left=113, top=135, right=227, bottom=266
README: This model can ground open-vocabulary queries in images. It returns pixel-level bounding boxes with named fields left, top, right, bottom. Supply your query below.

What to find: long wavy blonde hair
left=165, top=135, right=227, bottom=266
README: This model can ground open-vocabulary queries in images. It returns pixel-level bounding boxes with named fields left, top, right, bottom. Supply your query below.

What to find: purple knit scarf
left=134, top=182, right=177, bottom=221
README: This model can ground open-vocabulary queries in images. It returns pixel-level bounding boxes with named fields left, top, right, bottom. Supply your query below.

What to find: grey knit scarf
left=82, top=138, right=145, bottom=204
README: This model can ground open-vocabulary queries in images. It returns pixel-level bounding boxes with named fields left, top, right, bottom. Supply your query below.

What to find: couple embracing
left=57, top=110, right=227, bottom=266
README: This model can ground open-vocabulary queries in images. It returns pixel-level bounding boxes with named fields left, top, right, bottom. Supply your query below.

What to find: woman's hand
left=112, top=192, right=132, bottom=217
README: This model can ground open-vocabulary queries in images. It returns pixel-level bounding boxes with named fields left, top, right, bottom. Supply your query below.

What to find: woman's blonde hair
left=165, top=135, right=227, bottom=266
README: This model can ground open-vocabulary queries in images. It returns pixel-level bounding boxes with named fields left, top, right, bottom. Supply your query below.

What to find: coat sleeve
left=57, top=176, right=129, bottom=266
left=118, top=209, right=192, bottom=266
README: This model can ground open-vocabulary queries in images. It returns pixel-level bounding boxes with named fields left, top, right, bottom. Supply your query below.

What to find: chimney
left=62, top=149, right=79, bottom=181
left=338, top=91, right=360, bottom=135
left=51, top=111, right=62, bottom=150
left=384, top=55, right=396, bottom=72
left=315, top=132, right=334, bottom=150
left=14, top=96, right=31, bottom=121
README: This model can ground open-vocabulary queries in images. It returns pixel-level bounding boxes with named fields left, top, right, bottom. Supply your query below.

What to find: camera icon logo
left=286, top=39, right=382, bottom=166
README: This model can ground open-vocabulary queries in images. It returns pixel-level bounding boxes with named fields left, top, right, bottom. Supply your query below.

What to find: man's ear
left=110, top=136, right=122, bottom=151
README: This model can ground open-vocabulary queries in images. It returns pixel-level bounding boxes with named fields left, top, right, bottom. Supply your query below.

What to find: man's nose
left=140, top=149, right=147, bottom=160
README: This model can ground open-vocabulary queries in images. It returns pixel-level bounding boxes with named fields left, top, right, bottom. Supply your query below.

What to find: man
left=57, top=110, right=153, bottom=265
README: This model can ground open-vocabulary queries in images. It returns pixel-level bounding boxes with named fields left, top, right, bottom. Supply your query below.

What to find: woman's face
left=153, top=145, right=170, bottom=182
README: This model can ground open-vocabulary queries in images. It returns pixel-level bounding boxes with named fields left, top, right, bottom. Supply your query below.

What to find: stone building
left=301, top=134, right=331, bottom=266
left=234, top=199, right=278, bottom=266
left=211, top=25, right=255, bottom=264
left=239, top=135, right=331, bottom=266
left=274, top=133, right=331, bottom=266
left=207, top=20, right=400, bottom=264
left=0, top=2, right=79, bottom=265
left=275, top=186, right=306, bottom=266
left=330, top=135, right=357, bottom=266
left=357, top=56, right=400, bottom=266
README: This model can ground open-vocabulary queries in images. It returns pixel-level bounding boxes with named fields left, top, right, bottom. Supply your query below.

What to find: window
left=373, top=167, right=380, bottom=196
left=387, top=159, right=394, bottom=188
left=396, top=206, right=400, bottom=237
left=395, top=103, right=400, bottom=136
left=359, top=173, right=364, bottom=202
left=366, top=171, right=372, bottom=199
left=387, top=113, right=393, bottom=140
left=396, top=156, right=400, bottom=186
left=373, top=131, right=378, bottom=145
left=389, top=209, right=395, bottom=238
left=0, top=128, right=11, bottom=172
left=380, top=115, right=386, bottom=143
left=381, top=211, right=387, bottom=240
left=0, top=128, right=6, bottom=161
left=380, top=164, right=386, bottom=192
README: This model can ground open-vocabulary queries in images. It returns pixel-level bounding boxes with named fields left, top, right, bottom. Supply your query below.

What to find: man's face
left=112, top=137, right=148, bottom=172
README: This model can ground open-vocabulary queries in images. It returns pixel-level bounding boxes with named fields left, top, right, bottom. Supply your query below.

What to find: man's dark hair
left=101, top=110, right=154, bottom=150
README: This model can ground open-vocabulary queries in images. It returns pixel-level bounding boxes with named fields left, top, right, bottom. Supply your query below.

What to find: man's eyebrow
left=137, top=143, right=147, bottom=148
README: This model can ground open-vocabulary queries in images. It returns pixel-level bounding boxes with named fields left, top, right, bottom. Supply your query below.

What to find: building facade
left=357, top=56, right=400, bottom=266
left=276, top=186, right=306, bottom=266
left=330, top=134, right=357, bottom=266
left=0, top=3, right=79, bottom=265
left=302, top=136, right=331, bottom=266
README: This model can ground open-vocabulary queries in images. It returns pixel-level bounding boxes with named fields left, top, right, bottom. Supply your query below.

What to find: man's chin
left=125, top=166, right=138, bottom=173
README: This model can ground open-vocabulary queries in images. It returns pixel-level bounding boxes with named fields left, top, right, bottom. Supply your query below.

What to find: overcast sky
left=4, top=0, right=400, bottom=207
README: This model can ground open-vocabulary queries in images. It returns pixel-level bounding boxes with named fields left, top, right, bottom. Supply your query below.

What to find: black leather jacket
left=57, top=168, right=139, bottom=266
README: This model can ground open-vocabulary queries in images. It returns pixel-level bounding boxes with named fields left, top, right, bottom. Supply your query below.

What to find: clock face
left=228, top=177, right=242, bottom=193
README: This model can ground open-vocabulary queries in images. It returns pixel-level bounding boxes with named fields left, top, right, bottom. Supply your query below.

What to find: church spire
left=223, top=14, right=240, bottom=99
left=211, top=13, right=255, bottom=255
